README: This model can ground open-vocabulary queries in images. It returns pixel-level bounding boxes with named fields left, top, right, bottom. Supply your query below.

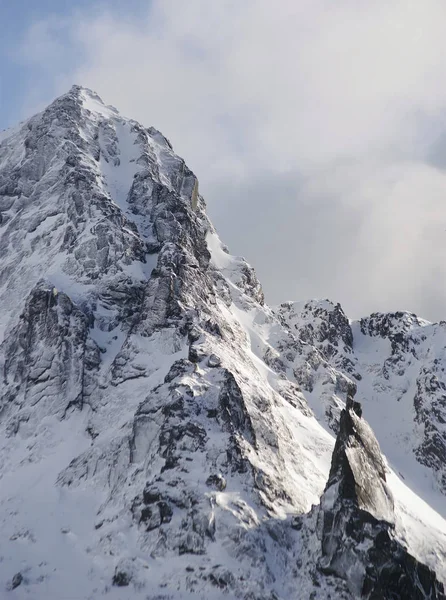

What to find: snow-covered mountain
left=0, top=86, right=445, bottom=599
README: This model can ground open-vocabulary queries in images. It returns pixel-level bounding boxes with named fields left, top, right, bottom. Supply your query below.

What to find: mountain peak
left=70, top=84, right=120, bottom=117
left=61, top=84, right=105, bottom=105
left=0, top=89, right=445, bottom=598
left=36, top=84, right=121, bottom=129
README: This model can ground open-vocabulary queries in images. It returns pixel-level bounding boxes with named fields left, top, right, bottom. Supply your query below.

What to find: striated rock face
left=322, top=387, right=394, bottom=525
left=1, top=281, right=100, bottom=428
left=0, top=86, right=445, bottom=599
left=319, top=387, right=445, bottom=599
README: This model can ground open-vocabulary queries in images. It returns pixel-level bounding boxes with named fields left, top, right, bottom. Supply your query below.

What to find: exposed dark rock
left=206, top=473, right=227, bottom=491
left=140, top=500, right=173, bottom=530
left=164, top=359, right=193, bottom=383
left=188, top=344, right=206, bottom=363
left=143, top=486, right=162, bottom=505
left=112, top=569, right=131, bottom=587
left=140, top=505, right=162, bottom=530
left=203, top=319, right=223, bottom=338
left=319, top=388, right=445, bottom=599
left=413, top=366, right=446, bottom=491
left=218, top=370, right=256, bottom=445
left=10, top=572, right=23, bottom=590
left=0, top=282, right=100, bottom=421
left=159, top=501, right=173, bottom=523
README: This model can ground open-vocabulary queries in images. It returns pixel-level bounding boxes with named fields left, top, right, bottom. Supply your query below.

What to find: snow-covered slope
left=0, top=86, right=445, bottom=599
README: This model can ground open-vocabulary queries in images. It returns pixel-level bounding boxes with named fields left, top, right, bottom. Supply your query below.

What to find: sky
left=2, top=1, right=446, bottom=321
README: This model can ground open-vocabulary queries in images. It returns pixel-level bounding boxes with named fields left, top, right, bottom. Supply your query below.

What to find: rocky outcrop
left=278, top=300, right=353, bottom=354
left=318, top=387, right=445, bottom=599
left=272, top=300, right=357, bottom=432
left=1, top=281, right=100, bottom=428
left=276, top=300, right=356, bottom=374
left=414, top=365, right=446, bottom=492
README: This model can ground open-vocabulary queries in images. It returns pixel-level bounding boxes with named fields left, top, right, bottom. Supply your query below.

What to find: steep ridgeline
left=0, top=87, right=445, bottom=599
left=317, top=387, right=445, bottom=599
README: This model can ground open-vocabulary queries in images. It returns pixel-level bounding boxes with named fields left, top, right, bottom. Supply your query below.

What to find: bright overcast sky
left=2, top=0, right=446, bottom=321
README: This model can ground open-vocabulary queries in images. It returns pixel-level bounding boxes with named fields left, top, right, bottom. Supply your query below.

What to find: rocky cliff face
left=318, top=387, right=445, bottom=599
left=0, top=87, right=445, bottom=599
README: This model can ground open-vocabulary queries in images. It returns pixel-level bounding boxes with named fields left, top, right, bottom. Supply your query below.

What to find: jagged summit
left=323, top=386, right=395, bottom=524
left=0, top=88, right=446, bottom=598
left=319, top=388, right=445, bottom=599
left=70, top=83, right=117, bottom=106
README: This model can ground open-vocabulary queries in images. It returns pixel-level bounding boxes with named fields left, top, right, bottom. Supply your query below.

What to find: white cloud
left=15, top=0, right=446, bottom=320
